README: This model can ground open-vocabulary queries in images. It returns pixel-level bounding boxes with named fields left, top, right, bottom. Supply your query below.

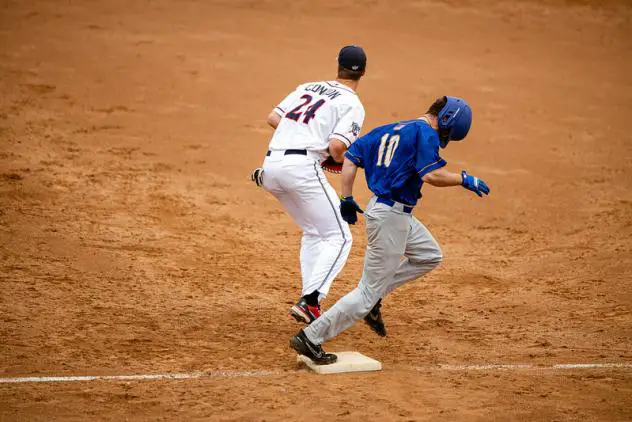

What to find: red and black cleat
left=289, top=298, right=321, bottom=324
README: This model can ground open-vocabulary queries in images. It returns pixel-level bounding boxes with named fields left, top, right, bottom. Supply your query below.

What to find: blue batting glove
left=461, top=171, right=490, bottom=197
left=339, top=196, right=364, bottom=225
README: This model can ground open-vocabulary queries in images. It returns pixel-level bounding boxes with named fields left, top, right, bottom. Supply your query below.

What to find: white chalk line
left=0, top=370, right=282, bottom=384
left=437, top=363, right=632, bottom=371
left=1, top=363, right=631, bottom=384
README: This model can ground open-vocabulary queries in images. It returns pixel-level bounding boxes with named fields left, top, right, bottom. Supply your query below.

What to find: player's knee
left=410, top=244, right=443, bottom=268
left=342, top=234, right=352, bottom=251
left=427, top=248, right=443, bottom=269
left=428, top=255, right=442, bottom=271
left=340, top=224, right=352, bottom=242
left=429, top=246, right=443, bottom=266
left=325, top=228, right=352, bottom=248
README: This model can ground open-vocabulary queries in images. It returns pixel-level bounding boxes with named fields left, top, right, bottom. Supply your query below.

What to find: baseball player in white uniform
left=250, top=45, right=367, bottom=324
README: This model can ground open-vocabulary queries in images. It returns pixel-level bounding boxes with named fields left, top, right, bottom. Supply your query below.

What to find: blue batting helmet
left=437, top=96, right=472, bottom=148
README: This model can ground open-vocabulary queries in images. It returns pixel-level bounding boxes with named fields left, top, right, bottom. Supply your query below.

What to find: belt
left=376, top=197, right=414, bottom=214
left=266, top=149, right=307, bottom=156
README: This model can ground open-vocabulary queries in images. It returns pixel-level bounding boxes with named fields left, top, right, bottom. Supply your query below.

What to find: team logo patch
left=351, top=122, right=361, bottom=137
left=352, top=65, right=359, bottom=70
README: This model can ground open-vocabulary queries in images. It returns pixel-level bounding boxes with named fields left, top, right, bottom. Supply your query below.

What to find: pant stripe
left=313, top=162, right=347, bottom=292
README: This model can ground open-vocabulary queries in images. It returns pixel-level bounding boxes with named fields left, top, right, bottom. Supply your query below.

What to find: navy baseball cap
left=338, top=45, right=366, bottom=72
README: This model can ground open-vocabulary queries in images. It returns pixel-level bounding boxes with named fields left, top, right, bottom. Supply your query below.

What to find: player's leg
left=261, top=156, right=283, bottom=194
left=267, top=190, right=329, bottom=323
left=271, top=193, right=322, bottom=287
left=266, top=182, right=322, bottom=287
left=262, top=158, right=325, bottom=322
left=268, top=157, right=351, bottom=322
left=299, top=230, right=325, bottom=294
left=362, top=217, right=442, bottom=337
left=283, top=197, right=326, bottom=323
left=287, top=162, right=352, bottom=300
left=302, top=200, right=410, bottom=345
left=383, top=216, right=443, bottom=296
left=262, top=164, right=316, bottom=247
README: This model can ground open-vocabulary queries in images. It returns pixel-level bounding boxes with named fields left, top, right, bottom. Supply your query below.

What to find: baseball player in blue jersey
left=290, top=96, right=490, bottom=364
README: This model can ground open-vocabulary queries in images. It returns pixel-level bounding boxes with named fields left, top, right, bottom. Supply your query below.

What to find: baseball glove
left=321, top=157, right=343, bottom=174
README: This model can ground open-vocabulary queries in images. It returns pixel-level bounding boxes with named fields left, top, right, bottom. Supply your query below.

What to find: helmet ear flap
left=438, top=128, right=450, bottom=148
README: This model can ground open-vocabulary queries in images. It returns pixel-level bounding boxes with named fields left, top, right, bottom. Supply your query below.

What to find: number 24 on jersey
left=286, top=95, right=326, bottom=124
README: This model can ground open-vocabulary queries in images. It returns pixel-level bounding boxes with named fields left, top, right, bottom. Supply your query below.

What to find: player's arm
left=421, top=167, right=462, bottom=187
left=340, top=157, right=358, bottom=197
left=329, top=102, right=365, bottom=163
left=268, top=86, right=303, bottom=129
left=267, top=111, right=282, bottom=129
left=338, top=142, right=365, bottom=225
left=415, top=127, right=489, bottom=197
left=328, top=138, right=348, bottom=163
left=423, top=167, right=491, bottom=197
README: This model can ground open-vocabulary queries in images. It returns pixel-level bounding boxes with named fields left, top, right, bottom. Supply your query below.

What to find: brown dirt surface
left=1, top=0, right=631, bottom=420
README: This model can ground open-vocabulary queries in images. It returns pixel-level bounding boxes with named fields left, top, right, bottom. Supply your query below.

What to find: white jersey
left=268, top=80, right=365, bottom=155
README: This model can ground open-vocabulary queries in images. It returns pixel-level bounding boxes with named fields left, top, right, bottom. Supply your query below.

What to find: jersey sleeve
left=329, top=101, right=365, bottom=147
left=272, top=85, right=302, bottom=116
left=415, top=128, right=447, bottom=177
left=344, top=135, right=367, bottom=168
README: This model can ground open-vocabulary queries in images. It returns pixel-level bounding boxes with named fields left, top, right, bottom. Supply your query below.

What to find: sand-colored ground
left=1, top=0, right=631, bottom=420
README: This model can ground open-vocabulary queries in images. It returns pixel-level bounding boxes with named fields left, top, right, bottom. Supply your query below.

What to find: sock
left=303, top=290, right=320, bottom=306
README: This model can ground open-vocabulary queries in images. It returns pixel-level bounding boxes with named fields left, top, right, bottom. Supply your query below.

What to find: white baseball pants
left=262, top=151, right=352, bottom=300
left=304, top=196, right=443, bottom=345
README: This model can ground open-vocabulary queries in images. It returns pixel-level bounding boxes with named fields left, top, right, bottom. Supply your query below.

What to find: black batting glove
left=339, top=196, right=364, bottom=225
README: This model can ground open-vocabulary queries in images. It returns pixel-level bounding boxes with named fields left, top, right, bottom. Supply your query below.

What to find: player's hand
left=461, top=170, right=490, bottom=197
left=339, top=196, right=364, bottom=224
left=250, top=168, right=264, bottom=187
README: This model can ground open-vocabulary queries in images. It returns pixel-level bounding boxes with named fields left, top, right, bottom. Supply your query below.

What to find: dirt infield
left=1, top=0, right=631, bottom=420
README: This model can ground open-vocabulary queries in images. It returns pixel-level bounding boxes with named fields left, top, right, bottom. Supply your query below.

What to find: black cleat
left=289, top=298, right=321, bottom=324
left=364, top=299, right=386, bottom=337
left=290, top=329, right=337, bottom=365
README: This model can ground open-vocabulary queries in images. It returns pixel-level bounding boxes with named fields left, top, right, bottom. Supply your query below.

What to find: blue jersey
left=345, top=119, right=446, bottom=207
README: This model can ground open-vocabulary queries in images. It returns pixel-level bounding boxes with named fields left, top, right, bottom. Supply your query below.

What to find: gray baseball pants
left=304, top=196, right=443, bottom=345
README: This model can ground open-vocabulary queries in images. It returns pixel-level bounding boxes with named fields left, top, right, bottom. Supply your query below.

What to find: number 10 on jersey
left=377, top=133, right=400, bottom=167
